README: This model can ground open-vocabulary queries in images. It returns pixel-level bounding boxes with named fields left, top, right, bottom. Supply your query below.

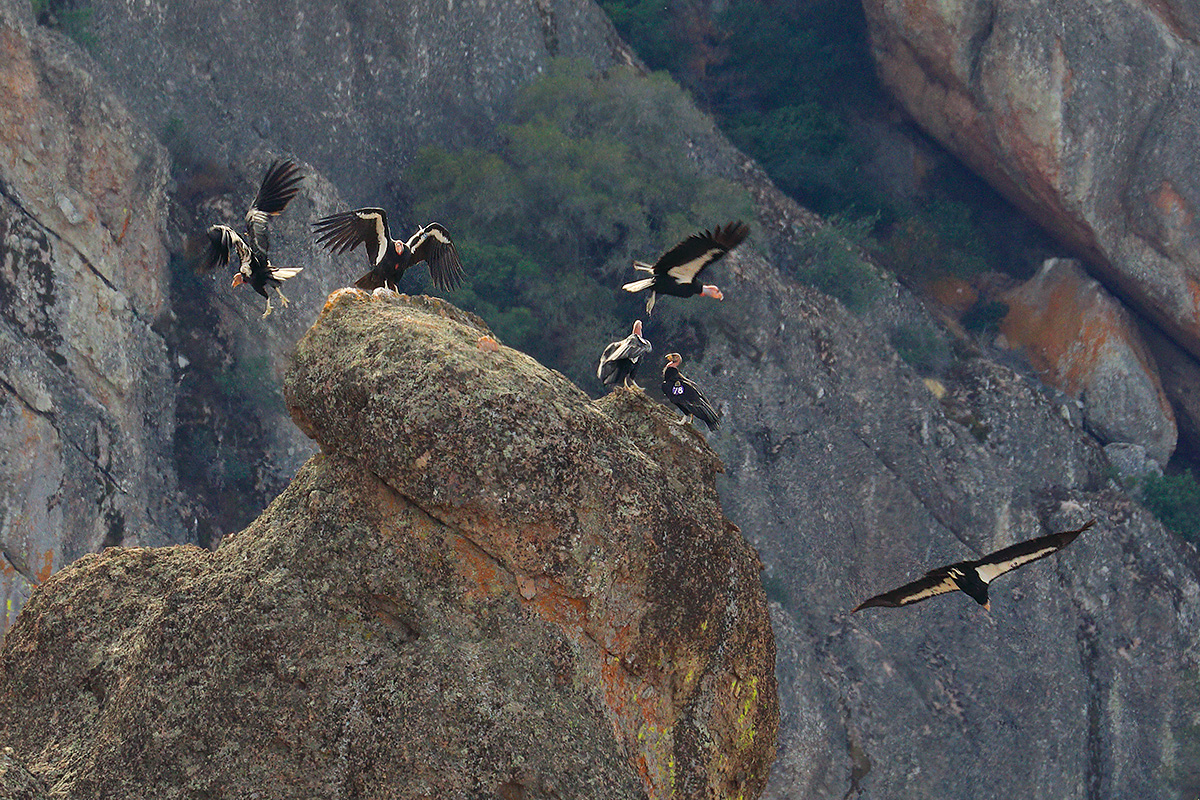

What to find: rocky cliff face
left=85, top=0, right=629, bottom=206
left=0, top=0, right=180, bottom=626
left=2, top=0, right=1199, bottom=798
left=0, top=290, right=778, bottom=800
left=860, top=0, right=1200, bottom=453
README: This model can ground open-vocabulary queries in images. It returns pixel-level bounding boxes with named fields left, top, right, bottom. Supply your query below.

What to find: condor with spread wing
left=622, top=222, right=749, bottom=315
left=313, top=208, right=464, bottom=293
left=853, top=519, right=1096, bottom=612
left=198, top=159, right=305, bottom=318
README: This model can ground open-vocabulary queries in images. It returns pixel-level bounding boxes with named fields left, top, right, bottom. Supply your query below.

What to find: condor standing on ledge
left=622, top=221, right=749, bottom=315
left=598, top=320, right=653, bottom=389
left=662, top=352, right=722, bottom=431
left=198, top=159, right=305, bottom=318
left=853, top=519, right=1096, bottom=612
left=313, top=208, right=465, bottom=293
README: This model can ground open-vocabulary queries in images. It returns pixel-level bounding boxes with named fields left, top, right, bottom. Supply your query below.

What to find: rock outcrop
left=999, top=258, right=1176, bottom=465
left=861, top=0, right=1200, bottom=366
left=0, top=0, right=180, bottom=628
left=0, top=290, right=778, bottom=800
left=3, top=0, right=1199, bottom=797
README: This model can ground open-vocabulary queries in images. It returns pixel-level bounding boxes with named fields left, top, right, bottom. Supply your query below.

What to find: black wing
left=974, top=519, right=1095, bottom=584
left=197, top=224, right=251, bottom=274
left=245, top=159, right=303, bottom=252
left=667, top=375, right=722, bottom=430
left=852, top=567, right=962, bottom=611
left=655, top=221, right=750, bottom=286
left=408, top=223, right=465, bottom=292
left=314, top=208, right=392, bottom=267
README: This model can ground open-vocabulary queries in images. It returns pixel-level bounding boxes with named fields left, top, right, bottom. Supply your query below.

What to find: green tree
left=405, top=59, right=752, bottom=387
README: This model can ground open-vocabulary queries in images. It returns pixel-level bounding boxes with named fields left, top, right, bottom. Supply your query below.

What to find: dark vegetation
left=1138, top=469, right=1200, bottom=546
left=31, top=0, right=96, bottom=48
left=403, top=60, right=752, bottom=388
left=599, top=0, right=1033, bottom=287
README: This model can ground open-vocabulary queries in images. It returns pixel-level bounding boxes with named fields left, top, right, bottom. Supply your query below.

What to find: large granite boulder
left=861, top=0, right=1200, bottom=365
left=0, top=290, right=779, bottom=799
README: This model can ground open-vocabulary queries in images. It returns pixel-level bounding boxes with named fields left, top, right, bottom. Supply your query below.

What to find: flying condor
left=661, top=352, right=722, bottom=431
left=853, top=519, right=1096, bottom=612
left=622, top=221, right=749, bottom=315
left=198, top=159, right=305, bottom=318
left=597, top=319, right=653, bottom=389
left=313, top=208, right=465, bottom=293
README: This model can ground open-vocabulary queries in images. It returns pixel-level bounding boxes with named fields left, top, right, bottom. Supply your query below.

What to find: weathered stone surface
left=0, top=0, right=180, bottom=631
left=861, top=0, right=1200, bottom=365
left=0, top=747, right=47, bottom=800
left=0, top=290, right=778, bottom=800
left=1104, top=442, right=1161, bottom=481
left=284, top=289, right=779, bottom=799
left=1, top=0, right=1198, bottom=797
left=629, top=171, right=1199, bottom=797
left=999, top=258, right=1176, bottom=464
left=84, top=0, right=630, bottom=204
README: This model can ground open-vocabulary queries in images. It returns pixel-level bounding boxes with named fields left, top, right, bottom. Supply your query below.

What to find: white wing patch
left=269, top=267, right=304, bottom=279
left=358, top=210, right=389, bottom=266
left=223, top=227, right=252, bottom=271
left=894, top=574, right=961, bottom=605
left=665, top=249, right=722, bottom=284
left=975, top=544, right=1063, bottom=584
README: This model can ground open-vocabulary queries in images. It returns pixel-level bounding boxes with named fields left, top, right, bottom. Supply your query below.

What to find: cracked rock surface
left=0, top=0, right=179, bottom=626
left=0, top=289, right=778, bottom=800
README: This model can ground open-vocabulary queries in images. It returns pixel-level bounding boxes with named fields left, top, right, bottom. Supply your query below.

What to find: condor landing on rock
left=313, top=208, right=465, bottom=293
left=853, top=519, right=1096, bottom=612
left=198, top=159, right=305, bottom=318
left=598, top=320, right=653, bottom=389
left=662, top=352, right=721, bottom=431
left=622, top=221, right=749, bottom=315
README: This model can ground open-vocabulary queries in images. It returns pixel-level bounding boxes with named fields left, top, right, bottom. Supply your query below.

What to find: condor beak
left=231, top=273, right=244, bottom=288
left=702, top=284, right=724, bottom=301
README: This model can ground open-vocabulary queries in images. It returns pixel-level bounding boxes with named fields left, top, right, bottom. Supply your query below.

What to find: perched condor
left=853, top=519, right=1096, bottom=612
left=198, top=159, right=305, bottom=318
left=597, top=320, right=653, bottom=389
left=622, top=221, right=749, bottom=315
left=313, top=208, right=464, bottom=293
left=661, top=352, right=721, bottom=431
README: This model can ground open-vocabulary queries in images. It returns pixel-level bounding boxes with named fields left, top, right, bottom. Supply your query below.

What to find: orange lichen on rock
left=928, top=275, right=978, bottom=317
left=1001, top=258, right=1176, bottom=461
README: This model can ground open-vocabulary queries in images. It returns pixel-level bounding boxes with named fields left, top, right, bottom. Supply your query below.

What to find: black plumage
left=853, top=519, right=1096, bottom=612
left=598, top=320, right=653, bottom=389
left=622, top=221, right=749, bottom=315
left=313, top=208, right=465, bottom=293
left=199, top=159, right=305, bottom=318
left=661, top=352, right=721, bottom=431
